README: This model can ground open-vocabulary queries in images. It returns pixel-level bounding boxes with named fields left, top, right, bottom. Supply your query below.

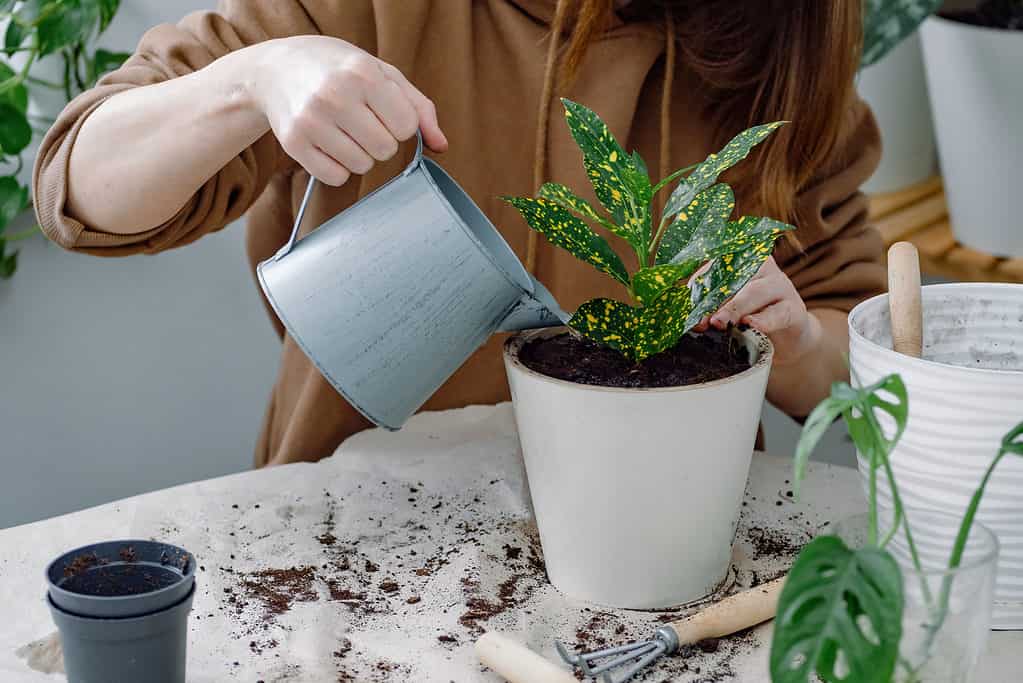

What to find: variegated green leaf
left=685, top=230, right=781, bottom=329
left=537, top=183, right=604, bottom=223
left=862, top=0, right=942, bottom=68
left=632, top=263, right=700, bottom=306
left=662, top=122, right=786, bottom=222
left=634, top=285, right=694, bottom=360
left=632, top=150, right=650, bottom=184
left=656, top=184, right=734, bottom=265
left=561, top=99, right=646, bottom=247
left=569, top=298, right=637, bottom=357
left=503, top=197, right=630, bottom=285
left=674, top=215, right=792, bottom=266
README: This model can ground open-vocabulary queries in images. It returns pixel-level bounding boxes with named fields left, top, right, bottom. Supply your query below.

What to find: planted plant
left=504, top=99, right=792, bottom=362
left=0, top=0, right=128, bottom=279
left=770, top=374, right=1023, bottom=683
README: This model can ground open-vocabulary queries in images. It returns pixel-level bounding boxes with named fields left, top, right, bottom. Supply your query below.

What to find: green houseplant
left=770, top=374, right=1023, bottom=682
left=500, top=100, right=792, bottom=609
left=0, top=0, right=127, bottom=279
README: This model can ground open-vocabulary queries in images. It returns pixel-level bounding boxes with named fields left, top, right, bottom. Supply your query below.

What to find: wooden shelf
left=869, top=176, right=1023, bottom=283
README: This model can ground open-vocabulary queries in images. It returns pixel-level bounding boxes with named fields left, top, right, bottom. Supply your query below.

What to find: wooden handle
left=669, top=576, right=785, bottom=644
left=887, top=241, right=923, bottom=358
left=475, top=631, right=578, bottom=683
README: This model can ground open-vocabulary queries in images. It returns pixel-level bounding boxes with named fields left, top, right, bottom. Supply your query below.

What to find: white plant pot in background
left=921, top=16, right=1023, bottom=257
left=504, top=328, right=773, bottom=609
left=858, top=33, right=938, bottom=195
left=849, top=283, right=1023, bottom=629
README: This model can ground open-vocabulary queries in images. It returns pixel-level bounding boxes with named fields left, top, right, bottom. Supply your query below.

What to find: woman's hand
left=695, top=256, right=822, bottom=366
left=247, top=36, right=448, bottom=186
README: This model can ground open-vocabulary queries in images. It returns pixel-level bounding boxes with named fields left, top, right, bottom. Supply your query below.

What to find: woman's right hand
left=245, top=36, right=448, bottom=186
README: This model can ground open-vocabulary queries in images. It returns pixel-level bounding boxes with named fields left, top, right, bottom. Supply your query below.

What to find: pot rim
left=928, top=12, right=1023, bottom=37
left=848, top=282, right=1023, bottom=377
left=504, top=326, right=773, bottom=393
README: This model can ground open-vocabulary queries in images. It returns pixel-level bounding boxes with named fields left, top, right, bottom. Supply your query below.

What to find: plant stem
left=867, top=447, right=879, bottom=546
left=651, top=162, right=699, bottom=195
left=648, top=214, right=671, bottom=264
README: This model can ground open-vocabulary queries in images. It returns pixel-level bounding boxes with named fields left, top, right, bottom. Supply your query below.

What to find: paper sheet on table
left=0, top=403, right=860, bottom=682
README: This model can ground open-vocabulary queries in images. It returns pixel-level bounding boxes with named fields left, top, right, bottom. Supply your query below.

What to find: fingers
left=306, top=120, right=375, bottom=175
left=710, top=277, right=783, bottom=329
left=378, top=62, right=448, bottom=152
left=301, top=144, right=351, bottom=187
left=744, top=299, right=801, bottom=335
left=365, top=77, right=419, bottom=142
left=337, top=105, right=400, bottom=161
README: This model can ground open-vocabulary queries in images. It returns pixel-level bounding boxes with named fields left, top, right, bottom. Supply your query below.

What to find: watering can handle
left=272, top=131, right=425, bottom=261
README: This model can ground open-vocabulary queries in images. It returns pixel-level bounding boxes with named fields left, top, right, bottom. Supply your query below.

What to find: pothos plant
left=0, top=0, right=128, bottom=279
left=504, top=99, right=792, bottom=362
left=770, top=374, right=1023, bottom=683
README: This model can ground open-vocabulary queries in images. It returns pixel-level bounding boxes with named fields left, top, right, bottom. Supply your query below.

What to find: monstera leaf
left=503, top=197, right=629, bottom=285
left=771, top=536, right=904, bottom=683
left=662, top=122, right=785, bottom=223
left=561, top=99, right=649, bottom=250
left=862, top=0, right=943, bottom=68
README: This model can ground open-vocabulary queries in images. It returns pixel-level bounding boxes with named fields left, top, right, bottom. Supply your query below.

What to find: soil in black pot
left=943, top=0, right=1023, bottom=30
left=60, top=548, right=183, bottom=597
left=518, top=328, right=752, bottom=389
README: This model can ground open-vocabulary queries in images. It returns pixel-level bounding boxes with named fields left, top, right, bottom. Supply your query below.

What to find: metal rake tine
left=579, top=641, right=658, bottom=677
left=600, top=640, right=669, bottom=683
left=556, top=639, right=647, bottom=665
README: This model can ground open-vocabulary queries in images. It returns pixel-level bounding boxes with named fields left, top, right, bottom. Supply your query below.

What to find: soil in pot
left=518, top=327, right=751, bottom=388
left=943, top=1, right=1023, bottom=30
left=60, top=548, right=184, bottom=597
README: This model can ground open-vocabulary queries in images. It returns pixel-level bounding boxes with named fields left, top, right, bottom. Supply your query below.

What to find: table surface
left=1, top=404, right=1018, bottom=682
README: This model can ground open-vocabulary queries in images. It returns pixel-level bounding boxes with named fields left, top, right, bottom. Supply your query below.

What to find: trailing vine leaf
left=770, top=536, right=903, bottom=683
left=0, top=176, right=28, bottom=230
left=561, top=98, right=646, bottom=248
left=0, top=243, right=17, bottom=278
left=37, top=0, right=101, bottom=57
left=0, top=102, right=30, bottom=154
left=88, top=47, right=129, bottom=83
left=862, top=0, right=943, bottom=69
left=631, top=263, right=700, bottom=306
left=568, top=298, right=637, bottom=357
left=503, top=196, right=629, bottom=285
left=98, top=0, right=120, bottom=33
left=0, top=62, right=27, bottom=114
left=685, top=228, right=781, bottom=328
left=662, top=122, right=785, bottom=222
left=633, top=284, right=693, bottom=359
left=655, top=184, right=733, bottom=265
left=4, top=20, right=23, bottom=56
left=842, top=374, right=909, bottom=467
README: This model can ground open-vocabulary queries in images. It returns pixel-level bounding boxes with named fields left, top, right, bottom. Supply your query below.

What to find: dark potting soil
left=60, top=559, right=182, bottom=597
left=942, top=1, right=1023, bottom=30
left=519, top=328, right=751, bottom=389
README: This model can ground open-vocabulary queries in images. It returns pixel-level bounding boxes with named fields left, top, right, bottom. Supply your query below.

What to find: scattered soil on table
left=233, top=566, right=318, bottom=623
left=943, top=1, right=1023, bottom=30
left=745, top=525, right=811, bottom=561
left=518, top=328, right=752, bottom=388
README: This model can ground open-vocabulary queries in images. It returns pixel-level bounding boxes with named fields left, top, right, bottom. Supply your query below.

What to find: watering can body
left=257, top=136, right=568, bottom=430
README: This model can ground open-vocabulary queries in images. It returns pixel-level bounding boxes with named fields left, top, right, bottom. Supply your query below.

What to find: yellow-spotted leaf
left=685, top=230, right=781, bottom=329
left=633, top=284, right=694, bottom=360
left=656, top=184, right=734, bottom=265
left=675, top=214, right=792, bottom=266
left=503, top=196, right=629, bottom=285
left=662, top=122, right=786, bottom=222
left=632, top=263, right=700, bottom=306
left=568, top=298, right=638, bottom=358
left=537, top=183, right=604, bottom=223
left=561, top=99, right=647, bottom=248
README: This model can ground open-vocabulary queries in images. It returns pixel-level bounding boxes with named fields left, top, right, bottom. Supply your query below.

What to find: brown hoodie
left=33, top=0, right=884, bottom=467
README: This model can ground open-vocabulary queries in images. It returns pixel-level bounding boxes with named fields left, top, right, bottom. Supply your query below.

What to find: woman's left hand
left=694, top=256, right=822, bottom=366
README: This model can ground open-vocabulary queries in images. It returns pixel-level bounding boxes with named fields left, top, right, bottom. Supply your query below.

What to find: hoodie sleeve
left=32, top=1, right=374, bottom=256
left=777, top=97, right=886, bottom=313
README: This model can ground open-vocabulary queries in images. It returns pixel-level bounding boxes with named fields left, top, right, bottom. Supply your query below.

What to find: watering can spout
left=497, top=276, right=571, bottom=332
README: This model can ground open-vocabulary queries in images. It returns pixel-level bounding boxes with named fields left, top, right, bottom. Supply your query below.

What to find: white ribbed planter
left=849, top=283, right=1023, bottom=628
left=504, top=328, right=772, bottom=609
left=858, top=33, right=937, bottom=194
left=921, top=16, right=1023, bottom=257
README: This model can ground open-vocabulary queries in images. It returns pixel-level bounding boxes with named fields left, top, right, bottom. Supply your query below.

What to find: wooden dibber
left=476, top=576, right=785, bottom=683
left=887, top=241, right=924, bottom=357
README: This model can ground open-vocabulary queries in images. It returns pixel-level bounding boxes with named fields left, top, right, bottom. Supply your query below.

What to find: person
left=34, top=0, right=884, bottom=467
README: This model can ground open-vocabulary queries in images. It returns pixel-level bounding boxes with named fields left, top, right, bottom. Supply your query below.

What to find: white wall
left=0, top=1, right=280, bottom=528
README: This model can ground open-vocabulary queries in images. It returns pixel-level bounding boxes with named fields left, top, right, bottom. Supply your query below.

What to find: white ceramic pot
left=849, top=283, right=1023, bottom=628
left=920, top=16, right=1023, bottom=257
left=858, top=33, right=938, bottom=195
left=503, top=328, right=773, bottom=609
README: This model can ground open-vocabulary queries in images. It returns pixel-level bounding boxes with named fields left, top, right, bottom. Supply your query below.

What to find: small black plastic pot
left=45, top=540, right=196, bottom=683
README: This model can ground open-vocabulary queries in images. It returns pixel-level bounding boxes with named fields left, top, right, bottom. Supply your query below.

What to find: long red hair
left=558, top=0, right=863, bottom=230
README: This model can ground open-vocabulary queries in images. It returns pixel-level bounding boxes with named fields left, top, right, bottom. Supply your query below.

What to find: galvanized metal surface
left=849, top=283, right=1023, bottom=628
left=257, top=135, right=568, bottom=430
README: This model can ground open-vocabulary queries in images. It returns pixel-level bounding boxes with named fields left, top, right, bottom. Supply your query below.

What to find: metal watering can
left=257, top=133, right=569, bottom=430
